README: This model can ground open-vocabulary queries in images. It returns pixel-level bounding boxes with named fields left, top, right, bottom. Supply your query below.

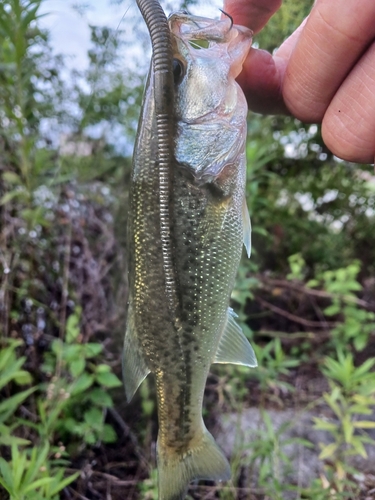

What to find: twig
left=256, top=330, right=317, bottom=339
left=107, top=407, right=148, bottom=467
left=188, top=483, right=266, bottom=495
left=256, top=297, right=337, bottom=328
left=66, top=468, right=139, bottom=487
left=308, top=293, right=331, bottom=331
left=91, top=471, right=139, bottom=486
left=260, top=276, right=372, bottom=309
left=59, top=217, right=72, bottom=339
left=67, top=488, right=90, bottom=500
left=20, top=404, right=38, bottom=421
left=0, top=248, right=18, bottom=338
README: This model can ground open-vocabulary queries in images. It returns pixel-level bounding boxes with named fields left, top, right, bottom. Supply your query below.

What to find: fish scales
left=124, top=10, right=256, bottom=500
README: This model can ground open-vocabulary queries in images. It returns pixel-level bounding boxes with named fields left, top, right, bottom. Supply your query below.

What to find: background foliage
left=1, top=0, right=375, bottom=499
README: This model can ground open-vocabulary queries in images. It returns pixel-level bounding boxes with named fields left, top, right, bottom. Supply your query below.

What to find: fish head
left=168, top=12, right=252, bottom=183
left=169, top=12, right=252, bottom=123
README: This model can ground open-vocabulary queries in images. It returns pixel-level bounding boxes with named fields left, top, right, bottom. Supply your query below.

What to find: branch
left=256, top=297, right=337, bottom=328
left=259, top=276, right=371, bottom=309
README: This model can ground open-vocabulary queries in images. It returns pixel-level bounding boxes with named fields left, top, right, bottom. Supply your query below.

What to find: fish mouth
left=169, top=12, right=233, bottom=42
left=169, top=12, right=252, bottom=79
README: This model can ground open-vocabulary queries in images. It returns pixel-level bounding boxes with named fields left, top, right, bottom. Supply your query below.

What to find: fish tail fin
left=157, top=427, right=230, bottom=500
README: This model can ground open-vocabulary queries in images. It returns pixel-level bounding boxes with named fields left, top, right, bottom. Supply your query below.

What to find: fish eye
left=173, top=58, right=185, bottom=85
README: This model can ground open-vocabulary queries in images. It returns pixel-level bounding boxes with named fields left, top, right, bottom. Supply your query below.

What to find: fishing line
left=115, top=4, right=131, bottom=36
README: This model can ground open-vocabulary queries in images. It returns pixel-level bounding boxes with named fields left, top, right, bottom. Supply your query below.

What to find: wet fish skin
left=124, top=12, right=255, bottom=500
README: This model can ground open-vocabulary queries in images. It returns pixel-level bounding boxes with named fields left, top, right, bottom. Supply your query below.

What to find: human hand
left=224, top=0, right=375, bottom=164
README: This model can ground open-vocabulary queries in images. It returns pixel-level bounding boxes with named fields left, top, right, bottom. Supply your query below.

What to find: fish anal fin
left=213, top=308, right=257, bottom=367
left=157, top=427, right=230, bottom=500
left=242, top=198, right=251, bottom=258
left=122, top=307, right=150, bottom=402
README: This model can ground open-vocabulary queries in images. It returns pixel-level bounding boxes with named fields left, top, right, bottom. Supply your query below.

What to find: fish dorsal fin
left=123, top=306, right=150, bottom=402
left=213, top=308, right=257, bottom=367
left=242, top=199, right=251, bottom=258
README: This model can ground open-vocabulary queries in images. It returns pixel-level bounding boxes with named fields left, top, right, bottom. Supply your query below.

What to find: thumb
left=238, top=17, right=308, bottom=115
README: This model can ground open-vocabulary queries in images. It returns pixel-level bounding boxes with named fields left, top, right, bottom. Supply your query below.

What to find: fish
left=124, top=5, right=256, bottom=500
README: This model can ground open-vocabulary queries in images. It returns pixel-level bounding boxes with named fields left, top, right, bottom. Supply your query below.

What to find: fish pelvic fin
left=122, top=305, right=150, bottom=402
left=213, top=307, right=257, bottom=367
left=157, top=428, right=230, bottom=500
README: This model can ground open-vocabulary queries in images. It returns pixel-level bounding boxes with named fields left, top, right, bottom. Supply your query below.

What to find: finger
left=282, top=0, right=375, bottom=122
left=275, top=16, right=308, bottom=61
left=322, top=41, right=375, bottom=164
left=239, top=18, right=307, bottom=114
left=237, top=49, right=287, bottom=114
left=223, top=0, right=282, bottom=34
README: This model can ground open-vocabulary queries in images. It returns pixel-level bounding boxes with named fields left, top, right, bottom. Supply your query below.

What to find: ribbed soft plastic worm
left=136, top=0, right=180, bottom=324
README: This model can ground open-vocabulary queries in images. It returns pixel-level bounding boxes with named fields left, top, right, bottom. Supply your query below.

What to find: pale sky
left=39, top=0, right=222, bottom=73
left=37, top=0, right=222, bottom=153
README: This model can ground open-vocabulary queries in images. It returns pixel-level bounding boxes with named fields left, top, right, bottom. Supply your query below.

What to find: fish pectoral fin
left=242, top=198, right=251, bottom=258
left=213, top=308, right=257, bottom=367
left=123, top=308, right=150, bottom=402
left=157, top=427, right=230, bottom=500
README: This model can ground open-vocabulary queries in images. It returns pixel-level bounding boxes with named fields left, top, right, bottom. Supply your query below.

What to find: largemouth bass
left=124, top=6, right=256, bottom=500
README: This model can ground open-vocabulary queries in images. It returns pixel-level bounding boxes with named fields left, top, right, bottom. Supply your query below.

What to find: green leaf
left=353, top=358, right=375, bottom=380
left=51, top=339, right=63, bottom=356
left=342, top=415, right=354, bottom=443
left=96, top=364, right=111, bottom=373
left=102, top=423, right=117, bottom=443
left=88, top=388, right=113, bottom=407
left=66, top=309, right=81, bottom=344
left=84, top=343, right=103, bottom=357
left=323, top=392, right=342, bottom=418
left=306, top=279, right=319, bottom=288
left=84, top=407, right=103, bottom=428
left=0, top=435, right=31, bottom=446
left=0, top=188, right=28, bottom=205
left=63, top=417, right=82, bottom=434
left=49, top=471, right=80, bottom=496
left=350, top=436, right=368, bottom=458
left=0, top=387, right=36, bottom=423
left=319, top=442, right=338, bottom=460
left=349, top=404, right=372, bottom=415
left=24, top=477, right=55, bottom=493
left=354, top=335, right=368, bottom=352
left=96, top=371, right=122, bottom=388
left=251, top=226, right=267, bottom=237
left=313, top=418, right=338, bottom=433
left=84, top=430, right=97, bottom=444
left=21, top=4, right=42, bottom=32
left=70, top=373, right=94, bottom=395
left=69, top=358, right=85, bottom=377
left=0, top=342, right=20, bottom=372
left=2, top=171, right=21, bottom=184
left=0, top=457, right=13, bottom=490
left=353, top=420, right=375, bottom=429
left=0, top=356, right=27, bottom=388
left=13, top=444, right=26, bottom=491
left=23, top=444, right=50, bottom=488
left=63, top=344, right=82, bottom=362
left=324, top=304, right=340, bottom=316
left=13, top=369, right=33, bottom=385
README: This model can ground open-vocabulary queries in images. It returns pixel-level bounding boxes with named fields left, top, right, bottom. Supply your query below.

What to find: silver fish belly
left=124, top=11, right=256, bottom=500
